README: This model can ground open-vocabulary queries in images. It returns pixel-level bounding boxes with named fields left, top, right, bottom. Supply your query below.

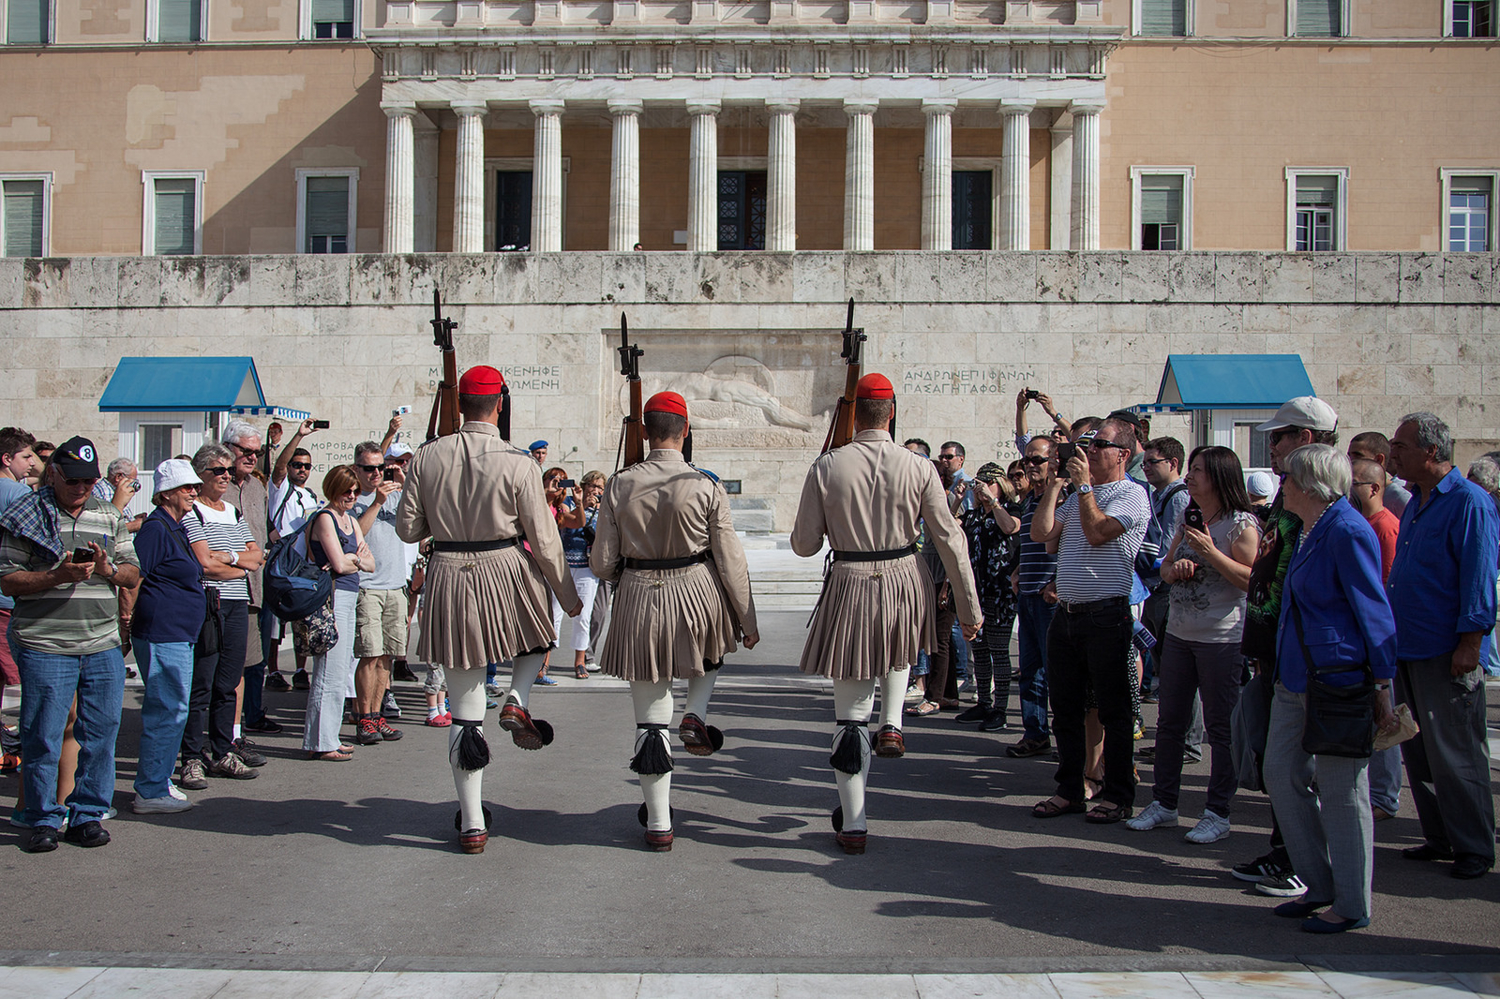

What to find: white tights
left=504, top=652, right=548, bottom=709
left=631, top=678, right=674, bottom=832
left=447, top=667, right=489, bottom=832
left=830, top=668, right=909, bottom=834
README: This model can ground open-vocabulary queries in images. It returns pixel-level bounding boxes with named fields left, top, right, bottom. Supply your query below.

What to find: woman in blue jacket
left=1265, top=444, right=1398, bottom=933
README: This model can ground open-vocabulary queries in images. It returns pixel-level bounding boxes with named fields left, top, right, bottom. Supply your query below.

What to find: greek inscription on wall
left=424, top=365, right=562, bottom=395
left=901, top=366, right=1037, bottom=396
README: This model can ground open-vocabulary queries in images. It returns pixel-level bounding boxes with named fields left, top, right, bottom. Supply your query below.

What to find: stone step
left=728, top=496, right=773, bottom=510
left=732, top=509, right=775, bottom=532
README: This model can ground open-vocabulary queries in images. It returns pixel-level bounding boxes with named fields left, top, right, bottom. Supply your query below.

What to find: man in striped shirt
left=0, top=436, right=139, bottom=852
left=1007, top=435, right=1060, bottom=759
left=1028, top=419, right=1149, bottom=824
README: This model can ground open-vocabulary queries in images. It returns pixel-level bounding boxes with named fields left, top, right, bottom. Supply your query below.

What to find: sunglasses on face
left=1144, top=456, right=1172, bottom=466
left=1023, top=456, right=1050, bottom=466
left=288, top=462, right=312, bottom=470
left=64, top=477, right=99, bottom=486
left=1269, top=429, right=1301, bottom=445
left=204, top=467, right=232, bottom=477
left=355, top=464, right=382, bottom=473
left=936, top=454, right=960, bottom=461
left=1084, top=438, right=1128, bottom=452
left=343, top=487, right=360, bottom=496
left=229, top=443, right=263, bottom=457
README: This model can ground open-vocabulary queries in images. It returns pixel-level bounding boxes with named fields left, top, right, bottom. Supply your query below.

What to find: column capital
left=451, top=101, right=489, bottom=118
left=529, top=98, right=566, bottom=117
left=685, top=99, right=722, bottom=117
left=766, top=98, right=802, bottom=115
left=843, top=98, right=879, bottom=116
left=921, top=98, right=958, bottom=116
left=1069, top=101, right=1105, bottom=116
left=381, top=102, right=418, bottom=119
left=999, top=98, right=1038, bottom=116
left=607, top=98, right=644, bottom=117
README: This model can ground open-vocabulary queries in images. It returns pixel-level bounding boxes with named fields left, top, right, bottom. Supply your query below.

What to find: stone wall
left=2, top=250, right=1495, bottom=530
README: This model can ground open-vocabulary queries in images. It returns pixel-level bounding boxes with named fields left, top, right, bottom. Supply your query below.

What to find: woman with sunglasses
left=180, top=444, right=266, bottom=788
left=1127, top=445, right=1260, bottom=844
left=303, top=465, right=375, bottom=761
left=128, top=459, right=206, bottom=814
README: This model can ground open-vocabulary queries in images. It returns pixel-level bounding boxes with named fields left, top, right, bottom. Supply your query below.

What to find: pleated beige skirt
left=417, top=547, right=555, bottom=670
left=599, top=562, right=739, bottom=682
left=798, top=554, right=935, bottom=681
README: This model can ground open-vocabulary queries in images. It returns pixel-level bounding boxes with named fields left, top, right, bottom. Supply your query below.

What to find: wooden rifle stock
left=821, top=298, right=866, bottom=454
left=617, top=313, right=646, bottom=470
left=426, top=290, right=461, bottom=440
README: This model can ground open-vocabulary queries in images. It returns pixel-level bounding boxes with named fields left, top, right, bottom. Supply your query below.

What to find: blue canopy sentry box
left=97, top=357, right=309, bottom=482
left=1130, top=354, right=1318, bottom=473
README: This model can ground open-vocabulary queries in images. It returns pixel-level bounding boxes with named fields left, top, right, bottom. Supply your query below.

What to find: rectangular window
left=2, top=179, right=45, bottom=257
left=1447, top=175, right=1493, bottom=252
left=311, top=0, right=354, bottom=38
left=1293, top=0, right=1341, bottom=36
left=951, top=170, right=992, bottom=250
left=144, top=173, right=203, bottom=255
left=156, top=0, right=203, bottom=42
left=717, top=170, right=767, bottom=251
left=1140, top=175, right=1183, bottom=250
left=1452, top=0, right=1495, bottom=36
left=303, top=176, right=350, bottom=253
left=139, top=424, right=183, bottom=472
left=6, top=0, right=48, bottom=43
left=495, top=171, right=532, bottom=251
left=1140, top=0, right=1188, bottom=36
left=1295, top=175, right=1338, bottom=250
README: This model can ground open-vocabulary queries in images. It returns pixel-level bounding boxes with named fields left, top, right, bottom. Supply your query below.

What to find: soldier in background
left=396, top=366, right=581, bottom=855
left=590, top=391, right=759, bottom=852
left=792, top=373, right=982, bottom=855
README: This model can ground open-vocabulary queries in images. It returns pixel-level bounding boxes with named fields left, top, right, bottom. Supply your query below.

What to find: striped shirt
left=1017, top=491, right=1058, bottom=595
left=1054, top=478, right=1150, bottom=603
left=185, top=501, right=255, bottom=601
left=0, top=496, right=138, bottom=655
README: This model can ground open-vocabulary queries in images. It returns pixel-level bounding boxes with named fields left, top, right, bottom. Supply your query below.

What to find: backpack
left=263, top=510, right=334, bottom=621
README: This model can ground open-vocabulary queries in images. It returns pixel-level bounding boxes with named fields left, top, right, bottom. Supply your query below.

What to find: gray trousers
left=1396, top=652, right=1495, bottom=863
left=1264, top=683, right=1374, bottom=922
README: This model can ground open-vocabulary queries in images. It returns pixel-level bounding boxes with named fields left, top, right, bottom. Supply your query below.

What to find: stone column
left=381, top=103, right=416, bottom=254
left=920, top=99, right=956, bottom=251
left=607, top=99, right=642, bottom=251
left=999, top=99, right=1035, bottom=251
left=766, top=99, right=799, bottom=252
left=452, top=102, right=487, bottom=254
left=413, top=113, right=440, bottom=252
left=1049, top=111, right=1073, bottom=251
left=686, top=99, right=721, bottom=252
left=530, top=99, right=565, bottom=252
left=843, top=99, right=878, bottom=251
left=1070, top=102, right=1103, bottom=252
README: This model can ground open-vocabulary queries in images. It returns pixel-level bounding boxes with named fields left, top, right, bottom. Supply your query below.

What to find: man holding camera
left=0, top=436, right=140, bottom=851
left=351, top=441, right=409, bottom=745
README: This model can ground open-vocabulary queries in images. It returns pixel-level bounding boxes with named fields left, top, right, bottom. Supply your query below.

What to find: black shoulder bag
left=1290, top=591, right=1377, bottom=759
left=169, top=518, right=221, bottom=659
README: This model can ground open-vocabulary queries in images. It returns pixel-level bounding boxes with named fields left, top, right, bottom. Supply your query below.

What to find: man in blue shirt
left=1387, top=412, right=1499, bottom=881
left=0, top=427, right=39, bottom=769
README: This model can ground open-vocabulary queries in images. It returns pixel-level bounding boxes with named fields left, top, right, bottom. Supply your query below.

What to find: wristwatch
left=1076, top=483, right=1093, bottom=494
left=229, top=551, right=240, bottom=566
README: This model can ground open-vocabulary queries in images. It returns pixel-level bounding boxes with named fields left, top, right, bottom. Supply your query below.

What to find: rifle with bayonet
left=820, top=298, right=867, bottom=453
left=426, top=290, right=461, bottom=441
left=615, top=313, right=645, bottom=470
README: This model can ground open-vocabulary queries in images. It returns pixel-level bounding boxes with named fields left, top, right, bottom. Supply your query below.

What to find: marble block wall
left=1, top=251, right=1496, bottom=531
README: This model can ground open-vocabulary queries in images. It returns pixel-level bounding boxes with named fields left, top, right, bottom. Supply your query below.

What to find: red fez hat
left=855, top=373, right=895, bottom=400
left=458, top=365, right=506, bottom=394
left=644, top=391, right=689, bottom=418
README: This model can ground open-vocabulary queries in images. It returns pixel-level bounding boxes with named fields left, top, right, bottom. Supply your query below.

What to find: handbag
left=297, top=594, right=338, bottom=657
left=167, top=520, right=222, bottom=658
left=1291, top=594, right=1377, bottom=759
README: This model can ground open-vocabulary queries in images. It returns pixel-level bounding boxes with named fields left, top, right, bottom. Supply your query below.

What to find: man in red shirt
left=1350, top=455, right=1403, bottom=821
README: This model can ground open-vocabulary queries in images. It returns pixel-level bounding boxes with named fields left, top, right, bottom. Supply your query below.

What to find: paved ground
left=1, top=611, right=1497, bottom=981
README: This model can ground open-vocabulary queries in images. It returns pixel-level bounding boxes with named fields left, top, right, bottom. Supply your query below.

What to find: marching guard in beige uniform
left=396, top=365, right=582, bottom=854
left=793, top=373, right=982, bottom=854
left=590, top=391, right=760, bottom=851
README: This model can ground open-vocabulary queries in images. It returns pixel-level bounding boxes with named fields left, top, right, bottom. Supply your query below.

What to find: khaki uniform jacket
left=396, top=421, right=578, bottom=609
left=792, top=429, right=981, bottom=627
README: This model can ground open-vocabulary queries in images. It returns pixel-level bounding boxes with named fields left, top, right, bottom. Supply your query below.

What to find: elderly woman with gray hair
left=1263, top=444, right=1398, bottom=933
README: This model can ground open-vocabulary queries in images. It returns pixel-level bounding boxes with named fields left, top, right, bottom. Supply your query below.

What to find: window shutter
left=153, top=178, right=196, bottom=255
left=1140, top=0, right=1187, bottom=36
left=1296, top=175, right=1338, bottom=208
left=305, top=176, right=349, bottom=251
left=1140, top=175, right=1183, bottom=224
left=3, top=181, right=44, bottom=257
left=311, top=0, right=354, bottom=23
left=1296, top=0, right=1340, bottom=36
left=6, top=0, right=49, bottom=44
left=157, top=0, right=201, bottom=42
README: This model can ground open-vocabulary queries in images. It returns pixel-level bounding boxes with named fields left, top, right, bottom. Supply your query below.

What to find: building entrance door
left=718, top=171, right=767, bottom=250
left=495, top=171, right=533, bottom=250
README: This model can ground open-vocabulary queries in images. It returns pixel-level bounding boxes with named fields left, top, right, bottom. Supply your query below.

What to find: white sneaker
left=133, top=794, right=193, bottom=814
left=167, top=783, right=189, bottom=801
left=1185, top=809, right=1231, bottom=844
left=1124, top=800, right=1180, bottom=831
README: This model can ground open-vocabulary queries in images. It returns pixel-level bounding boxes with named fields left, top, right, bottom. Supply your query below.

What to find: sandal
left=905, top=700, right=942, bottom=717
left=1084, top=777, right=1104, bottom=801
left=308, top=750, right=352, bottom=762
left=574, top=666, right=589, bottom=680
left=1032, top=796, right=1086, bottom=819
left=1085, top=801, right=1132, bottom=824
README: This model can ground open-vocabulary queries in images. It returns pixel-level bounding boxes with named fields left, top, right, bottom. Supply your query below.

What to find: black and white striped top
left=185, top=501, right=255, bottom=601
left=1054, top=479, right=1150, bottom=603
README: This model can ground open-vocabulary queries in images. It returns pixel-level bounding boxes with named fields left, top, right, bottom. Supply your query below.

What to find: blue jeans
left=1015, top=591, right=1055, bottom=741
left=12, top=635, right=124, bottom=828
left=951, top=621, right=971, bottom=680
left=131, top=639, right=195, bottom=799
left=1368, top=745, right=1403, bottom=815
